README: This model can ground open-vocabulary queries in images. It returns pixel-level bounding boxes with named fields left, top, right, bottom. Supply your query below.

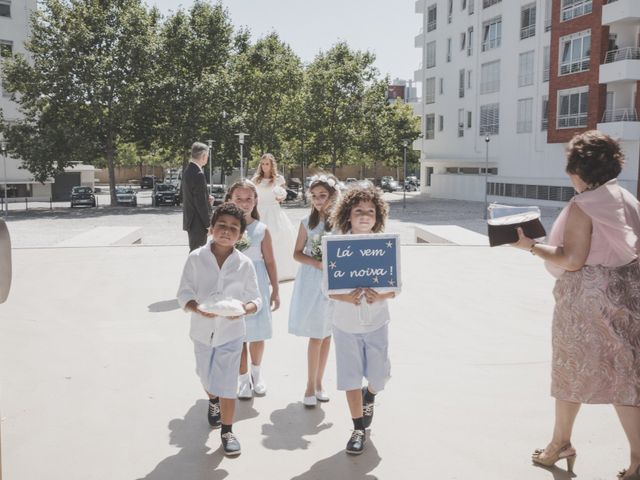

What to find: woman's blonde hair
left=252, top=153, right=278, bottom=185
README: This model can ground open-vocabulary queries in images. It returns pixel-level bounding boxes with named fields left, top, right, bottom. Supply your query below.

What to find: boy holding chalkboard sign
left=328, top=185, right=397, bottom=455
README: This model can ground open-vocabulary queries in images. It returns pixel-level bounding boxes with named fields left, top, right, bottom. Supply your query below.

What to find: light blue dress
left=288, top=217, right=332, bottom=339
left=243, top=220, right=272, bottom=342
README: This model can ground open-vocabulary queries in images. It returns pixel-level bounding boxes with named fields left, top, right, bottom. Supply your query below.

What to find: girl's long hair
left=252, top=153, right=277, bottom=185
left=226, top=179, right=260, bottom=220
left=308, top=174, right=339, bottom=232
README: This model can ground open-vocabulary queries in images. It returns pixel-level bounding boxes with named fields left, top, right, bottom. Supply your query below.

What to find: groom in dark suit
left=182, top=142, right=212, bottom=251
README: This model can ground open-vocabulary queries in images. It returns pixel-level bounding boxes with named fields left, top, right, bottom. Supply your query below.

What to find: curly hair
left=565, top=130, right=624, bottom=188
left=308, top=174, right=340, bottom=231
left=331, top=184, right=388, bottom=234
left=252, top=153, right=278, bottom=185
left=226, top=179, right=260, bottom=220
left=210, top=202, right=247, bottom=235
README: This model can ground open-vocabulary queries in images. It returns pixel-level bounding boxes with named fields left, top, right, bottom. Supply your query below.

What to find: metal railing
left=481, top=37, right=501, bottom=52
left=601, top=108, right=638, bottom=123
left=520, top=24, right=535, bottom=40
left=557, top=113, right=588, bottom=128
left=559, top=58, right=589, bottom=75
left=427, top=20, right=436, bottom=32
left=604, top=47, right=640, bottom=64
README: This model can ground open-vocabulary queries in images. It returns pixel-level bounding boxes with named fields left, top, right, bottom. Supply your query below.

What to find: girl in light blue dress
left=227, top=180, right=280, bottom=399
left=288, top=174, right=340, bottom=407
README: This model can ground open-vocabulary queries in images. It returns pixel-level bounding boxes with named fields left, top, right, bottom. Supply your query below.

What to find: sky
left=149, top=0, right=422, bottom=82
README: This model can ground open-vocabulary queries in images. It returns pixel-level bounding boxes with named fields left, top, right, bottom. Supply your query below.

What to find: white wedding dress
left=254, top=175, right=298, bottom=281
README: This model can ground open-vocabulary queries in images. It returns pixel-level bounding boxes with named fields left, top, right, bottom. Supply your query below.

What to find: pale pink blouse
left=545, top=179, right=640, bottom=278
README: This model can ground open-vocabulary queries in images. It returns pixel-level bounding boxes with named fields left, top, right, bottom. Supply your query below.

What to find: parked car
left=70, top=186, right=96, bottom=208
left=208, top=184, right=227, bottom=206
left=345, top=177, right=358, bottom=184
left=284, top=188, right=298, bottom=201
left=380, top=176, right=400, bottom=192
left=140, top=175, right=157, bottom=189
left=153, top=183, right=180, bottom=206
left=115, top=186, right=137, bottom=206
left=404, top=176, right=420, bottom=191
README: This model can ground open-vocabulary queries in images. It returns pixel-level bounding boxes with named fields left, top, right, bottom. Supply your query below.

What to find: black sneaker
left=207, top=400, right=221, bottom=428
left=221, top=432, right=241, bottom=456
left=362, top=387, right=374, bottom=429
left=346, top=429, right=366, bottom=455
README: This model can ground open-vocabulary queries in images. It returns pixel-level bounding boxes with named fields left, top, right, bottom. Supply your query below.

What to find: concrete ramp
left=56, top=226, right=142, bottom=247
left=414, top=224, right=488, bottom=245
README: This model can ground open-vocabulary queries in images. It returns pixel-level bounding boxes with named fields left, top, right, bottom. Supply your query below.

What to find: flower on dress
left=310, top=234, right=323, bottom=261
left=235, top=232, right=251, bottom=252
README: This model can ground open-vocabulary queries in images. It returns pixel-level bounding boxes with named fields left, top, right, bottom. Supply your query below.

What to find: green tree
left=303, top=42, right=377, bottom=174
left=0, top=0, right=159, bottom=206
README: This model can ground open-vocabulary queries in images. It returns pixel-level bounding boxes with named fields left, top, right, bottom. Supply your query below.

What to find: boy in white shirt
left=177, top=203, right=262, bottom=456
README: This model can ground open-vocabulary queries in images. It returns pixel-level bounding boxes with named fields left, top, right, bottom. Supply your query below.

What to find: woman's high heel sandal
left=531, top=444, right=577, bottom=472
left=618, top=466, right=640, bottom=480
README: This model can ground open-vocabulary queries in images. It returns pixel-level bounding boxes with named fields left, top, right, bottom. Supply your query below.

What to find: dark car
left=380, top=176, right=400, bottom=192
left=208, top=184, right=227, bottom=206
left=140, top=175, right=157, bottom=189
left=285, top=188, right=298, bottom=201
left=153, top=183, right=180, bottom=206
left=70, top=186, right=96, bottom=208
left=115, top=186, right=137, bottom=206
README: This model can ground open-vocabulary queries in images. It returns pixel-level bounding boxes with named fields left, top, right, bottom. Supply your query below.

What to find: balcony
left=597, top=107, right=640, bottom=140
left=415, top=27, right=424, bottom=48
left=415, top=0, right=427, bottom=14
left=602, top=0, right=640, bottom=26
left=411, top=101, right=424, bottom=117
left=600, top=47, right=640, bottom=84
left=413, top=63, right=423, bottom=82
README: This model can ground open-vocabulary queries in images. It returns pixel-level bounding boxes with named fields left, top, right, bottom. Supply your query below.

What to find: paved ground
left=2, top=194, right=628, bottom=480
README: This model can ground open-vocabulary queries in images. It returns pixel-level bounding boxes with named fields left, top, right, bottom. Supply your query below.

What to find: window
left=543, top=46, right=550, bottom=82
left=0, top=1, right=10, bottom=18
left=460, top=32, right=466, bottom=51
left=438, top=115, right=444, bottom=131
left=483, top=0, right=501, bottom=8
left=480, top=103, right=500, bottom=135
left=518, top=51, right=534, bottom=87
left=559, top=30, right=590, bottom=75
left=480, top=60, right=500, bottom=94
left=467, top=27, right=474, bottom=56
left=544, top=0, right=552, bottom=32
left=517, top=98, right=533, bottom=133
left=447, top=38, right=452, bottom=62
left=541, top=96, right=549, bottom=131
left=425, top=77, right=436, bottom=104
left=482, top=17, right=502, bottom=52
left=469, top=0, right=474, bottom=14
left=461, top=0, right=467, bottom=10
left=425, top=114, right=435, bottom=139
left=426, top=41, right=436, bottom=68
left=0, top=40, right=12, bottom=58
left=521, top=4, right=536, bottom=40
left=467, top=111, right=472, bottom=128
left=427, top=4, right=437, bottom=32
left=557, top=86, right=588, bottom=128
left=458, top=109, right=465, bottom=137
left=448, top=0, right=453, bottom=23
left=467, top=70, right=472, bottom=89
left=459, top=69, right=465, bottom=98
left=439, top=77, right=444, bottom=95
left=561, top=0, right=592, bottom=22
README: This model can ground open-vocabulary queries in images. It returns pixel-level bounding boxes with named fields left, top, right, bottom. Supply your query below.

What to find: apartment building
left=413, top=0, right=640, bottom=205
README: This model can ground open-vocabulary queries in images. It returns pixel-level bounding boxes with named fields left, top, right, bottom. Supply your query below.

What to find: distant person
left=288, top=175, right=340, bottom=407
left=177, top=203, right=262, bottom=456
left=182, top=142, right=212, bottom=252
left=251, top=153, right=297, bottom=281
left=327, top=184, right=396, bottom=455
left=226, top=180, right=280, bottom=400
left=512, top=131, right=640, bottom=478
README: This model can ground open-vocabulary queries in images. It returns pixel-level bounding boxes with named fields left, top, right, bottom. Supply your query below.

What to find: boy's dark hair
left=331, top=185, right=388, bottom=234
left=226, top=179, right=260, bottom=220
left=210, top=202, right=247, bottom=234
left=565, top=130, right=624, bottom=188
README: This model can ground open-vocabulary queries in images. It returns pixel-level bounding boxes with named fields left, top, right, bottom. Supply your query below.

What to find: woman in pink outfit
left=513, top=131, right=640, bottom=479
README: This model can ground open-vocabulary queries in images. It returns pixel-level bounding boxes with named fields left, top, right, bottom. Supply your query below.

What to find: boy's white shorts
left=333, top=324, right=391, bottom=392
left=193, top=337, right=243, bottom=399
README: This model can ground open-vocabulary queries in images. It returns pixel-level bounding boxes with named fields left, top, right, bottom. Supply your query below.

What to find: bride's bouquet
left=272, top=185, right=287, bottom=201
left=310, top=234, right=323, bottom=261
left=235, top=232, right=251, bottom=252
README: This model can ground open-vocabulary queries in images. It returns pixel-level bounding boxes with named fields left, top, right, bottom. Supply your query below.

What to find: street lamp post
left=402, top=139, right=409, bottom=210
left=300, top=136, right=306, bottom=205
left=207, top=139, right=214, bottom=188
left=484, top=135, right=490, bottom=219
left=235, top=133, right=248, bottom=179
left=0, top=142, right=7, bottom=217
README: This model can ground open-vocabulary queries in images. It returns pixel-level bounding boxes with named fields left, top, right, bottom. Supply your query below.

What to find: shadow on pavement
left=290, top=440, right=381, bottom=480
left=261, top=402, right=332, bottom=450
left=137, top=400, right=228, bottom=480
left=235, top=397, right=260, bottom=423
left=148, top=299, right=180, bottom=313
left=531, top=462, right=577, bottom=480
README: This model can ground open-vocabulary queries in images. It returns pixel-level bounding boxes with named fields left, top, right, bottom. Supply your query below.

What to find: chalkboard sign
left=322, top=233, right=401, bottom=294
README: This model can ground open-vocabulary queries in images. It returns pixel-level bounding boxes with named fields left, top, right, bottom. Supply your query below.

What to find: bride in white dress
left=251, top=153, right=297, bottom=281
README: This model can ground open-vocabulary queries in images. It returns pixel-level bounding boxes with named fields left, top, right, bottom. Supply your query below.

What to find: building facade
left=414, top=0, right=640, bottom=206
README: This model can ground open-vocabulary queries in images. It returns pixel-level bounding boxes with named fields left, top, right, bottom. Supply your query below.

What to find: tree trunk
left=107, top=131, right=117, bottom=207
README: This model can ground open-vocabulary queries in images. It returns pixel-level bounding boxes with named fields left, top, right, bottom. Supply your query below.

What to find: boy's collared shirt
left=177, top=240, right=262, bottom=347
left=330, top=298, right=390, bottom=334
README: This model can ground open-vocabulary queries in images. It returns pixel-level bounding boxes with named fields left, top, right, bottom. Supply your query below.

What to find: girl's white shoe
left=315, top=390, right=330, bottom=402
left=237, top=372, right=252, bottom=399
left=251, top=364, right=267, bottom=396
left=303, top=395, right=317, bottom=407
